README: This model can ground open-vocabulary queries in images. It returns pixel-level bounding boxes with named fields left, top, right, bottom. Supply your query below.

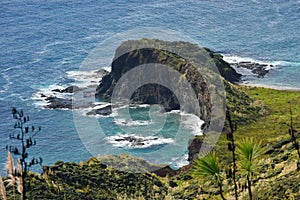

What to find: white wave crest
left=222, top=54, right=274, bottom=68
left=106, top=134, right=174, bottom=149
left=180, top=112, right=204, bottom=136
left=67, top=69, right=107, bottom=88
left=222, top=54, right=300, bottom=69
left=114, top=118, right=152, bottom=126
left=170, top=152, right=189, bottom=169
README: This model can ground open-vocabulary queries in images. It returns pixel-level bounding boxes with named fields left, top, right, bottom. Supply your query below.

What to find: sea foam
left=106, top=133, right=174, bottom=149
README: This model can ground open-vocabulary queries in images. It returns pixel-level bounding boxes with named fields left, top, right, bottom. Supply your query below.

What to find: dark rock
left=61, top=86, right=80, bottom=93
left=211, top=53, right=242, bottom=82
left=95, top=42, right=213, bottom=131
left=51, top=86, right=80, bottom=93
left=130, top=84, right=180, bottom=112
left=188, top=137, right=213, bottom=162
left=273, top=138, right=291, bottom=149
left=99, top=163, right=107, bottom=169
left=95, top=69, right=110, bottom=76
left=86, top=105, right=112, bottom=116
left=282, top=154, right=289, bottom=161
left=44, top=97, right=73, bottom=109
left=265, top=148, right=275, bottom=154
left=229, top=61, right=273, bottom=78
left=152, top=165, right=177, bottom=177
left=95, top=39, right=241, bottom=167
left=112, top=135, right=161, bottom=147
left=43, top=95, right=95, bottom=110
left=51, top=89, right=61, bottom=92
left=182, top=174, right=193, bottom=180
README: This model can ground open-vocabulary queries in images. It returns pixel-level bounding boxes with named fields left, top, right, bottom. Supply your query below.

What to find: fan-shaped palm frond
left=237, top=138, right=265, bottom=200
left=193, top=152, right=222, bottom=183
left=236, top=138, right=264, bottom=177
left=193, top=152, right=226, bottom=200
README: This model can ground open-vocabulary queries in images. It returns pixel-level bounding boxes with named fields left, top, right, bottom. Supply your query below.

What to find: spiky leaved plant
left=236, top=138, right=264, bottom=200
left=193, top=152, right=227, bottom=200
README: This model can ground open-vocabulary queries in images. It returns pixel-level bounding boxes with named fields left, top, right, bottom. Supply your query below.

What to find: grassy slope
left=234, top=86, right=300, bottom=200
left=4, top=37, right=300, bottom=198
left=172, top=85, right=300, bottom=200
left=16, top=85, right=298, bottom=200
left=235, top=86, right=300, bottom=143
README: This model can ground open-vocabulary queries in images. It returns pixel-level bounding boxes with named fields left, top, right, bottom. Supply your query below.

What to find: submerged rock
left=230, top=61, right=273, bottom=78
left=52, top=86, right=80, bottom=93
left=44, top=97, right=73, bottom=109
left=86, top=105, right=112, bottom=116
left=187, top=137, right=213, bottom=161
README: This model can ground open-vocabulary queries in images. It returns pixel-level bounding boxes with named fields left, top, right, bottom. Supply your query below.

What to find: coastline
left=222, top=53, right=300, bottom=91
left=238, top=82, right=300, bottom=92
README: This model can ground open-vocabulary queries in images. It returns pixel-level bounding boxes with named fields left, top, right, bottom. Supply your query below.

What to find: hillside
left=2, top=40, right=299, bottom=200
left=11, top=86, right=296, bottom=200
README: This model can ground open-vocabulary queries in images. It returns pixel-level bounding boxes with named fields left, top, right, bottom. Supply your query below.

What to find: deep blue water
left=0, top=0, right=299, bottom=172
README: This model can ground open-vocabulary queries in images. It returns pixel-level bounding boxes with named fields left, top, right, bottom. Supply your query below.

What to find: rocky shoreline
left=40, top=58, right=273, bottom=110
left=40, top=52, right=273, bottom=114
left=223, top=55, right=274, bottom=78
left=36, top=39, right=276, bottom=172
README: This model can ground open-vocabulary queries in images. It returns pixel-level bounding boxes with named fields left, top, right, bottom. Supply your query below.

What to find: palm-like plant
left=193, top=152, right=227, bottom=200
left=236, top=138, right=264, bottom=200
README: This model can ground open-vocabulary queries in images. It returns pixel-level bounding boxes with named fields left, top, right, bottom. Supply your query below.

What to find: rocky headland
left=95, top=39, right=263, bottom=163
left=40, top=39, right=265, bottom=165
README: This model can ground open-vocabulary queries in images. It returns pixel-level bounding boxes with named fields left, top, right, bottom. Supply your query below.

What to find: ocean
left=0, top=0, right=299, bottom=172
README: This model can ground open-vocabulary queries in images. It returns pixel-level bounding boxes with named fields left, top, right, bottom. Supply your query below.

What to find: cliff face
left=96, top=39, right=240, bottom=129
left=95, top=39, right=263, bottom=162
left=96, top=47, right=212, bottom=124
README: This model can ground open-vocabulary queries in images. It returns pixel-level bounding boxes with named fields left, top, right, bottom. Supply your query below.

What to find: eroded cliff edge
left=95, top=39, right=264, bottom=163
left=96, top=39, right=240, bottom=129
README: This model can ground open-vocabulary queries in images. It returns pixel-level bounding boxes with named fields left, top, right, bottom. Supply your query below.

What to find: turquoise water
left=0, top=0, right=299, bottom=171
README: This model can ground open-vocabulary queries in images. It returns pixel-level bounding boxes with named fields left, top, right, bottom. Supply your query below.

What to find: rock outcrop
left=96, top=39, right=241, bottom=131
left=52, top=86, right=80, bottom=93
left=187, top=136, right=213, bottom=161
left=96, top=47, right=210, bottom=126
left=94, top=39, right=262, bottom=164
left=226, top=60, right=273, bottom=78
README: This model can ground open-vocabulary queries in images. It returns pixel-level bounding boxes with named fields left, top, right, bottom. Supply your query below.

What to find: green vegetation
left=2, top=108, right=43, bottom=200
left=96, top=154, right=164, bottom=173
left=172, top=86, right=300, bottom=199
left=1, top=157, right=169, bottom=200
left=1, top=86, right=299, bottom=200
left=236, top=138, right=265, bottom=200
left=2, top=62, right=300, bottom=200
left=28, top=158, right=166, bottom=200
left=192, top=152, right=227, bottom=200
